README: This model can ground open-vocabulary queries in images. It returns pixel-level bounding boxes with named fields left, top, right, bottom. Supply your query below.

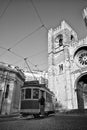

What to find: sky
left=0, top=0, right=87, bottom=72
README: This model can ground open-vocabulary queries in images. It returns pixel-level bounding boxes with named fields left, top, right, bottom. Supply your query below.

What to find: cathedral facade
left=48, top=21, right=87, bottom=110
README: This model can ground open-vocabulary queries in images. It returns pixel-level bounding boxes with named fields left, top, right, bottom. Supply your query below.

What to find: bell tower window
left=54, top=34, right=63, bottom=48
left=59, top=34, right=63, bottom=47
left=71, top=35, right=73, bottom=40
left=59, top=38, right=63, bottom=46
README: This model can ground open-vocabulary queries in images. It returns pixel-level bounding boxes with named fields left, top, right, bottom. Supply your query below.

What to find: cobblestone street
left=0, top=113, right=87, bottom=130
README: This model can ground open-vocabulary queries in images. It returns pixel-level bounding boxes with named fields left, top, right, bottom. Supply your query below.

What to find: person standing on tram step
left=39, top=91, right=45, bottom=116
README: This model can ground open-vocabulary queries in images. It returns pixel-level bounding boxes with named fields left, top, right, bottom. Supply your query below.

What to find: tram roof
left=22, top=80, right=54, bottom=95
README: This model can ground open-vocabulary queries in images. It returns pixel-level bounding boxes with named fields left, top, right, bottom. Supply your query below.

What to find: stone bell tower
left=48, top=21, right=78, bottom=109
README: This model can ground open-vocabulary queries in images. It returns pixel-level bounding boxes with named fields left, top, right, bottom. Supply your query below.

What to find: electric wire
left=0, top=46, right=10, bottom=57
left=30, top=0, right=43, bottom=26
left=6, top=47, right=46, bottom=78
left=26, top=49, right=47, bottom=58
left=0, top=45, right=47, bottom=71
left=0, top=47, right=48, bottom=81
left=0, top=25, right=44, bottom=58
left=0, top=46, right=7, bottom=50
left=27, top=58, right=36, bottom=66
left=24, top=58, right=37, bottom=80
left=7, top=49, right=24, bottom=59
left=24, top=58, right=47, bottom=81
left=0, top=0, right=47, bottom=59
left=0, top=0, right=48, bottom=78
left=26, top=59, right=41, bottom=72
left=10, top=24, right=44, bottom=49
left=0, top=0, right=12, bottom=19
left=12, top=49, right=47, bottom=65
left=0, top=45, right=48, bottom=82
left=29, top=0, right=48, bottom=31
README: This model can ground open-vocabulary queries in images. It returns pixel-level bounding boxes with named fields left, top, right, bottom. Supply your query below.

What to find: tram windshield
left=25, top=88, right=31, bottom=99
left=33, top=89, right=39, bottom=99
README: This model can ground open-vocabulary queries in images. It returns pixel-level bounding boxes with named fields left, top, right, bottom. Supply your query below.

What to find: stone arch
left=75, top=72, right=87, bottom=110
left=73, top=45, right=87, bottom=58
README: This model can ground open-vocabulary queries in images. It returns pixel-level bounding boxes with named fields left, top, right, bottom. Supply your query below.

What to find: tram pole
left=24, top=58, right=37, bottom=81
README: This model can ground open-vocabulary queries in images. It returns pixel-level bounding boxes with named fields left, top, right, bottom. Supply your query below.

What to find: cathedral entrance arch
left=75, top=73, right=87, bottom=110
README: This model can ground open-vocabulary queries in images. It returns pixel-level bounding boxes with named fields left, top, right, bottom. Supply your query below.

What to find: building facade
left=0, top=63, right=25, bottom=115
left=48, top=20, right=87, bottom=110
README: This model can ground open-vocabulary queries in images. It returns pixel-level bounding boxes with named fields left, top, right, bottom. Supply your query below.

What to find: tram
left=20, top=80, right=55, bottom=117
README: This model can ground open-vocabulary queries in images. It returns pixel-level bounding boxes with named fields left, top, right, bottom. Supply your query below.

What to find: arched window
left=5, top=84, right=9, bottom=98
left=54, top=34, right=63, bottom=47
left=58, top=34, right=63, bottom=46
left=71, top=35, right=74, bottom=41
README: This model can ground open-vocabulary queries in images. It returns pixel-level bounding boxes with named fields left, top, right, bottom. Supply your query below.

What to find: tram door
left=40, top=90, right=45, bottom=98
left=40, top=90, right=46, bottom=103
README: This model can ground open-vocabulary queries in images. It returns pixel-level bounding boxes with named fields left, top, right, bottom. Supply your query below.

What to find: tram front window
left=33, top=89, right=39, bottom=99
left=25, top=88, right=31, bottom=99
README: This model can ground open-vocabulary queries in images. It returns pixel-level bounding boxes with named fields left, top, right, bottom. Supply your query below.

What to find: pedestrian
left=39, top=92, right=45, bottom=116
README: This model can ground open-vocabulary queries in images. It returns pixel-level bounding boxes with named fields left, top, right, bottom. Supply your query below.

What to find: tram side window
left=46, top=92, right=52, bottom=102
left=25, top=88, right=31, bottom=99
left=21, top=89, right=25, bottom=100
left=33, top=89, right=39, bottom=99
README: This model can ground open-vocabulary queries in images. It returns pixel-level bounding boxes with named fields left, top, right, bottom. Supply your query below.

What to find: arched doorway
left=76, top=73, right=87, bottom=110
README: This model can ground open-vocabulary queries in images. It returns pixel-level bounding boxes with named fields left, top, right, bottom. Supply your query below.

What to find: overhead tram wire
left=10, top=52, right=46, bottom=79
left=30, top=0, right=43, bottom=26
left=12, top=49, right=47, bottom=68
left=0, top=46, right=24, bottom=59
left=0, top=0, right=48, bottom=75
left=0, top=46, right=7, bottom=50
left=24, top=58, right=38, bottom=80
left=0, top=0, right=12, bottom=57
left=0, top=45, right=45, bottom=78
left=7, top=48, right=24, bottom=59
left=0, top=46, right=8, bottom=57
left=26, top=49, right=47, bottom=59
left=0, top=46, right=47, bottom=80
left=8, top=48, right=47, bottom=65
left=0, top=45, right=47, bottom=69
left=0, top=1, right=47, bottom=60
left=0, top=47, right=41, bottom=80
left=0, top=24, right=44, bottom=58
left=10, top=25, right=44, bottom=49
left=29, top=0, right=48, bottom=31
left=25, top=58, right=41, bottom=72
left=0, top=46, right=9, bottom=57
left=0, top=0, right=12, bottom=19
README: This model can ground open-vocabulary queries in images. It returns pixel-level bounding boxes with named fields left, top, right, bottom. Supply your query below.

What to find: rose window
left=78, top=52, right=87, bottom=65
left=74, top=46, right=87, bottom=67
